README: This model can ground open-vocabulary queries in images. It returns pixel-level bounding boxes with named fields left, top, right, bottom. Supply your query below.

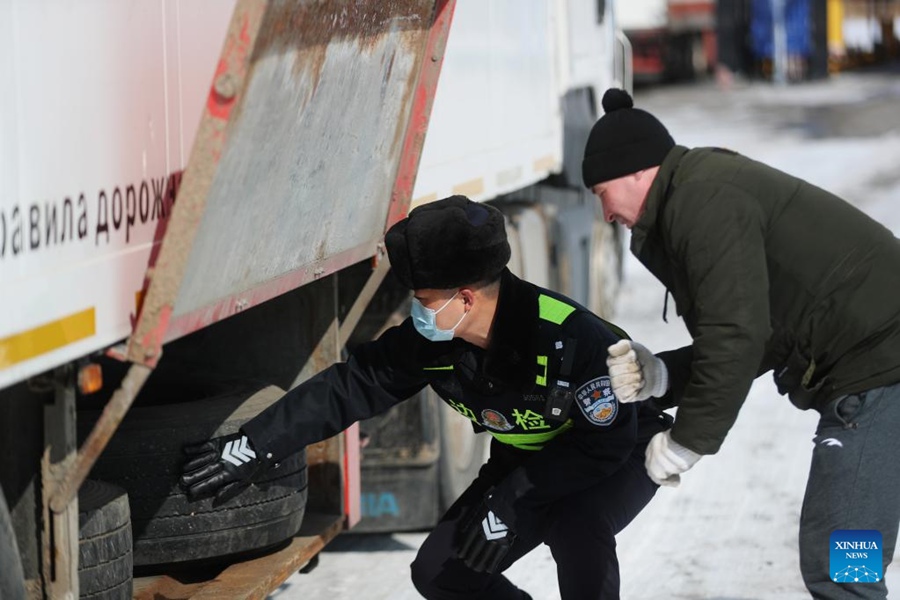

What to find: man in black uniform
left=179, top=195, right=669, bottom=599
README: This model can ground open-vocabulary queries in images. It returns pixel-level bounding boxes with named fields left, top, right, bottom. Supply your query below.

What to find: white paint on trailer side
left=411, top=0, right=619, bottom=210
left=272, top=72, right=900, bottom=599
left=614, top=0, right=668, bottom=32
left=0, top=0, right=617, bottom=386
left=564, top=0, right=618, bottom=97
left=0, top=1, right=234, bottom=388
left=411, top=0, right=563, bottom=206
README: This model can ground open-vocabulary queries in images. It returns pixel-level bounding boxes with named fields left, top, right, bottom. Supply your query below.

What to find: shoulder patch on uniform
left=575, top=376, right=617, bottom=426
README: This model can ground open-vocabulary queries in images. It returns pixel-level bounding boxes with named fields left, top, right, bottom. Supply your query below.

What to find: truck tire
left=437, top=392, right=489, bottom=511
left=0, top=488, right=26, bottom=600
left=78, top=385, right=307, bottom=566
left=78, top=480, right=133, bottom=599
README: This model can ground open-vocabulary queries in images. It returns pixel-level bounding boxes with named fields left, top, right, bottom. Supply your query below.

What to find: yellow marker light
left=78, top=363, right=103, bottom=395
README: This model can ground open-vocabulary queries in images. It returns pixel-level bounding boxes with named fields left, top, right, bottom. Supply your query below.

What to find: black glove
left=180, top=431, right=264, bottom=504
left=455, top=496, right=516, bottom=574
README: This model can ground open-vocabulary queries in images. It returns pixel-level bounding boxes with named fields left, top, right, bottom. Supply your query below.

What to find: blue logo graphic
left=361, top=492, right=400, bottom=519
left=830, top=530, right=882, bottom=583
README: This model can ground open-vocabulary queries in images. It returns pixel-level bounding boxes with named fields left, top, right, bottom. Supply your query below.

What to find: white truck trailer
left=0, top=1, right=629, bottom=597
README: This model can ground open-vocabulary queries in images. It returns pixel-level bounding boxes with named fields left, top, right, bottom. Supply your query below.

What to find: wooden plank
left=133, top=512, right=343, bottom=600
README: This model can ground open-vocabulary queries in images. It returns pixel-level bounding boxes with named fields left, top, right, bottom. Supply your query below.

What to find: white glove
left=644, top=430, right=702, bottom=487
left=606, top=340, right=669, bottom=403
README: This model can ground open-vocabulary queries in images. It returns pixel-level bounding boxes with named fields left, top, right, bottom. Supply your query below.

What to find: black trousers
left=410, top=448, right=658, bottom=600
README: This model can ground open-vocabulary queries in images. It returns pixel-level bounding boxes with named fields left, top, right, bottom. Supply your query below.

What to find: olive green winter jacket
left=631, top=145, right=900, bottom=455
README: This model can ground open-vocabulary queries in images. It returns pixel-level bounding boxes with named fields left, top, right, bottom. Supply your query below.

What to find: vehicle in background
left=711, top=0, right=897, bottom=85
left=615, top=0, right=717, bottom=83
left=827, top=0, right=900, bottom=69
left=0, top=0, right=629, bottom=596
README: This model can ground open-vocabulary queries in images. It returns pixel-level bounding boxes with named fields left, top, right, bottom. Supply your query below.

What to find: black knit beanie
left=581, top=89, right=675, bottom=188
left=384, top=195, right=511, bottom=290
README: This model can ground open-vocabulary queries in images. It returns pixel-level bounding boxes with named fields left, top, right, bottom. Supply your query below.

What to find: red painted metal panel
left=668, top=0, right=715, bottom=18
left=163, top=241, right=377, bottom=342
left=343, top=422, right=362, bottom=528
left=668, top=0, right=716, bottom=30
left=384, top=0, right=457, bottom=231
left=127, top=1, right=456, bottom=365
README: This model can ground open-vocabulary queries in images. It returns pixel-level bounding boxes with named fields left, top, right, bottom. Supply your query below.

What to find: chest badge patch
left=481, top=409, right=514, bottom=431
left=575, top=376, right=618, bottom=426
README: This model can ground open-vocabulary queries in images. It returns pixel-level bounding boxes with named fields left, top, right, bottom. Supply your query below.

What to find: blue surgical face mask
left=411, top=292, right=468, bottom=342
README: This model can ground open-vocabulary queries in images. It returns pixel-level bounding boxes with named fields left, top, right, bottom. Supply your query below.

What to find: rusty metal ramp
left=127, top=0, right=454, bottom=366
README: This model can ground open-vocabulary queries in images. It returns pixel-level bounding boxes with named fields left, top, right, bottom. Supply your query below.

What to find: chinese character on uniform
left=447, top=399, right=477, bottom=422
left=512, top=408, right=550, bottom=431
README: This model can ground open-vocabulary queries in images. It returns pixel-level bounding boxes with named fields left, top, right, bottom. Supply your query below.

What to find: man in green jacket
left=582, top=88, right=900, bottom=599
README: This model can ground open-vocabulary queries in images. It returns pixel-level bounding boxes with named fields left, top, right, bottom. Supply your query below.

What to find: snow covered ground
left=272, top=68, right=900, bottom=599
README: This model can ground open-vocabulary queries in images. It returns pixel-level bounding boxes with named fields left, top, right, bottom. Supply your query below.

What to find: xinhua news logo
left=830, top=530, right=882, bottom=584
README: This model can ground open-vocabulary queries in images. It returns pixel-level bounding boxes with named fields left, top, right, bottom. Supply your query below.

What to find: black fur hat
left=385, top=195, right=511, bottom=290
left=582, top=88, right=675, bottom=188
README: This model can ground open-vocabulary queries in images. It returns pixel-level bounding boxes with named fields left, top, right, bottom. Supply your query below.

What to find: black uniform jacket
left=244, top=268, right=666, bottom=528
